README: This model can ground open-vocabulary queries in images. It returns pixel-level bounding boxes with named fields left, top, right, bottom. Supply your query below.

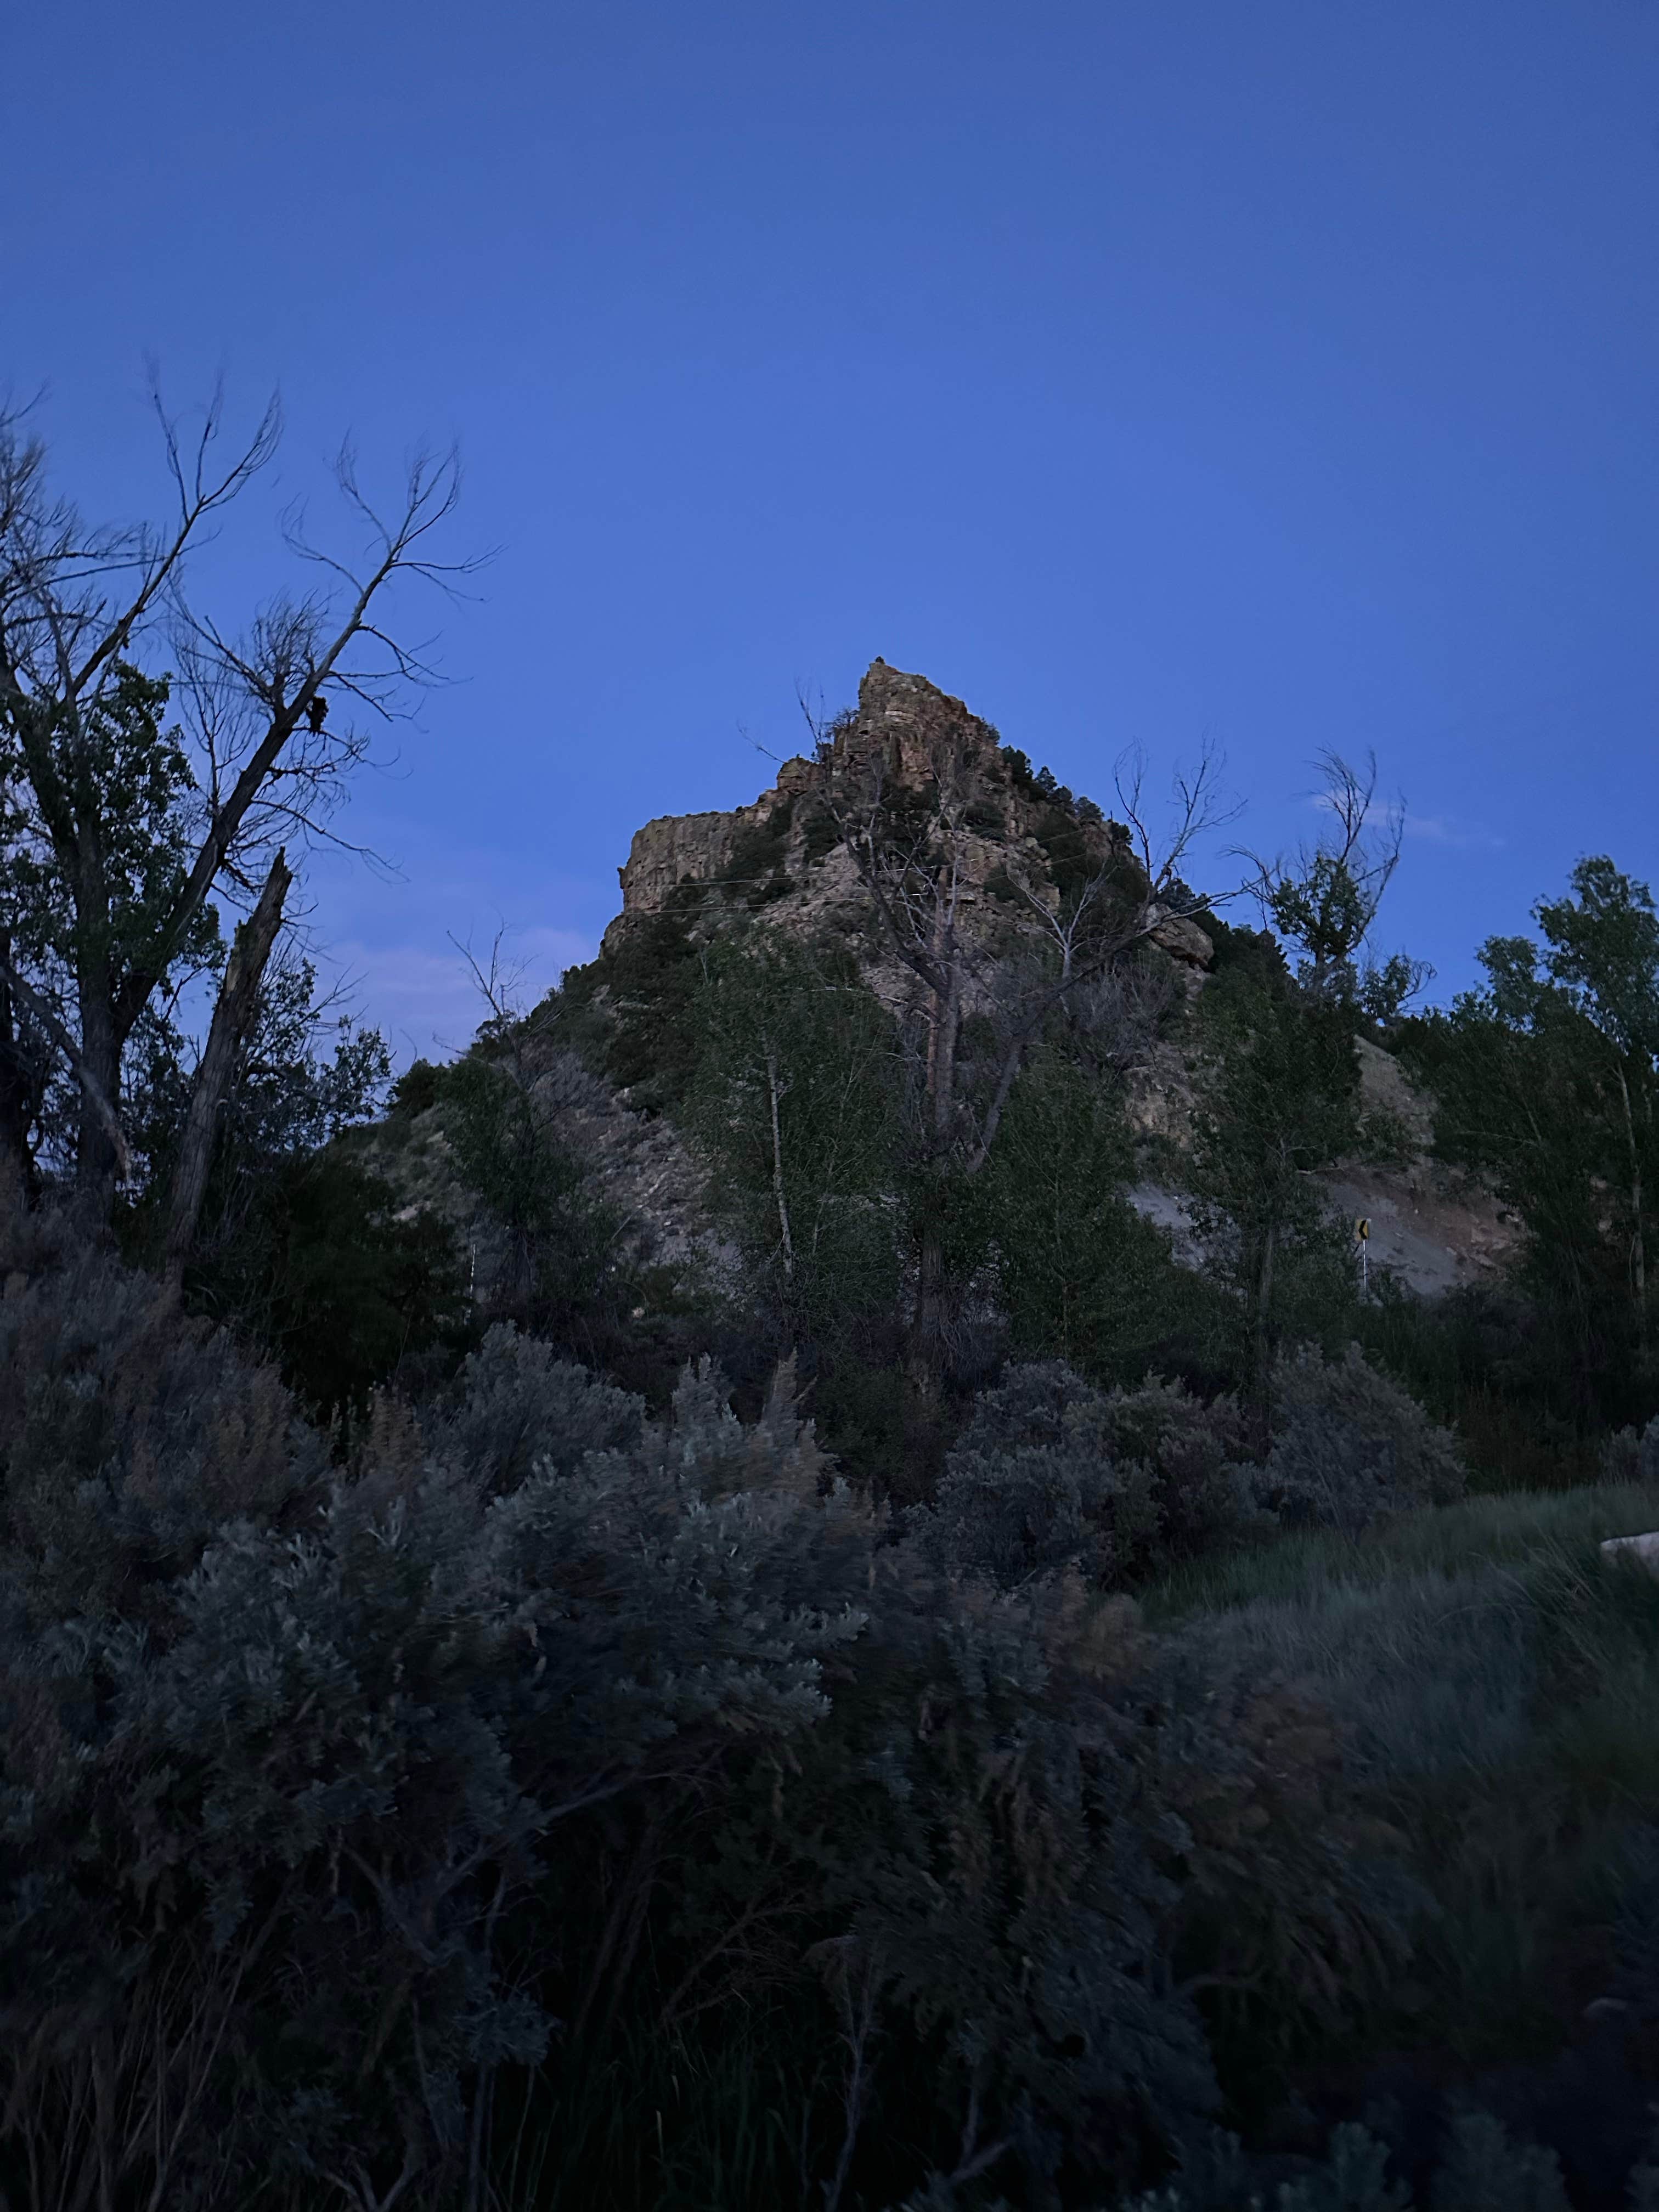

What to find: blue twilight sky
left=3, top=0, right=1656, bottom=1060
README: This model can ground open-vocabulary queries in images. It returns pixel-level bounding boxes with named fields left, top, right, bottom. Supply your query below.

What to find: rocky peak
left=827, top=656, right=1006, bottom=791
left=606, top=657, right=1212, bottom=972
left=610, top=659, right=986, bottom=930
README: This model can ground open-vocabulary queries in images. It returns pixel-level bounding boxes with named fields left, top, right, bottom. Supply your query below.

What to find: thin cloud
left=1403, top=815, right=1505, bottom=851
left=1304, top=794, right=1503, bottom=851
left=1309, top=792, right=1513, bottom=849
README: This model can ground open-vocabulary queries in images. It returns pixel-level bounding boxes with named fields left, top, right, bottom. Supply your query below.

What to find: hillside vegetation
left=6, top=415, right=1659, bottom=2205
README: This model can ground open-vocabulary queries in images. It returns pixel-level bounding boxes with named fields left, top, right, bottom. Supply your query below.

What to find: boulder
left=1600, top=1531, right=1659, bottom=1577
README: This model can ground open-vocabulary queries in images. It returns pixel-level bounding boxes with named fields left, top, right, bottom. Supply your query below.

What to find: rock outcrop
left=606, top=657, right=1213, bottom=976
left=594, top=656, right=1513, bottom=1306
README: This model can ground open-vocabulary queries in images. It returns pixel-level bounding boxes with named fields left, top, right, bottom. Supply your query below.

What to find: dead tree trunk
left=165, top=849, right=291, bottom=1279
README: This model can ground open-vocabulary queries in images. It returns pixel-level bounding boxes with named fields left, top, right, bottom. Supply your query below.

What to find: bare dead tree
left=804, top=695, right=1231, bottom=1386
left=0, top=386, right=476, bottom=1220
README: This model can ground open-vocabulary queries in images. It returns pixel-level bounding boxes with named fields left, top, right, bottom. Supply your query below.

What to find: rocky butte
left=605, top=657, right=1216, bottom=984
left=597, top=657, right=1519, bottom=1299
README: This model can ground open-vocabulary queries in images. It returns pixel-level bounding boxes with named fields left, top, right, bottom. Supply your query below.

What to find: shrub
left=1262, top=1345, right=1466, bottom=1532
left=1600, top=1412, right=1659, bottom=1485
left=0, top=1223, right=1432, bottom=2211
left=915, top=1363, right=1261, bottom=1589
left=388, top=1056, right=445, bottom=1119
left=0, top=1282, right=867, bottom=2208
left=0, top=1198, right=325, bottom=1622
left=1115, top=2112, right=1574, bottom=2209
left=1119, top=2121, right=1407, bottom=2209
left=424, top=1321, right=645, bottom=1489
left=1097, top=1372, right=1262, bottom=1566
left=1427, top=2109, right=1570, bottom=2212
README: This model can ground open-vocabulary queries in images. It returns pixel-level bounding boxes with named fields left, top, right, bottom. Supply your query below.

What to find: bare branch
left=121, top=450, right=475, bottom=1035
left=1114, top=735, right=1237, bottom=907
left=0, top=394, right=471, bottom=1211
left=1238, top=748, right=1408, bottom=989
left=69, top=380, right=282, bottom=696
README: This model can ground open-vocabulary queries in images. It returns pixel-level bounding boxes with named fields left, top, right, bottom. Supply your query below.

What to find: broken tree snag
left=165, top=848, right=292, bottom=1278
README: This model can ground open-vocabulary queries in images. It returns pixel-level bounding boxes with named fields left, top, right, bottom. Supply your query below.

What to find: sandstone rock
left=1599, top=1531, right=1659, bottom=1578
left=612, top=809, right=752, bottom=919
left=606, top=657, right=1158, bottom=943
left=1145, top=905, right=1214, bottom=968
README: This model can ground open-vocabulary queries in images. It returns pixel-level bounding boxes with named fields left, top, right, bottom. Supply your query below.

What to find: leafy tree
left=1185, top=966, right=1362, bottom=1404
left=1531, top=858, right=1659, bottom=1346
left=427, top=955, right=632, bottom=1353
left=204, top=1150, right=472, bottom=1423
left=0, top=396, right=465, bottom=1217
left=1247, top=751, right=1430, bottom=1021
left=979, top=1046, right=1195, bottom=1386
left=687, top=933, right=901, bottom=1346
left=114, top=952, right=473, bottom=1421
left=117, top=949, right=397, bottom=1244
left=565, top=898, right=708, bottom=1113
left=441, top=1047, right=622, bottom=1339
left=1401, top=857, right=1659, bottom=1417
left=0, top=664, right=222, bottom=1184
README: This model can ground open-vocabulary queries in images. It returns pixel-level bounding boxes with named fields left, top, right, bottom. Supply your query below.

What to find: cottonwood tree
left=1166, top=751, right=1437, bottom=1408
left=1184, top=963, right=1363, bottom=1407
left=687, top=932, right=901, bottom=1344
left=806, top=698, right=1229, bottom=1387
left=1406, top=856, right=1659, bottom=1404
left=0, top=390, right=469, bottom=1223
left=1245, top=749, right=1429, bottom=1019
left=1181, top=752, right=1422, bottom=1407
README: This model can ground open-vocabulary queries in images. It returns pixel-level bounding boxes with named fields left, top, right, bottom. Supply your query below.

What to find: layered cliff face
left=605, top=657, right=1214, bottom=982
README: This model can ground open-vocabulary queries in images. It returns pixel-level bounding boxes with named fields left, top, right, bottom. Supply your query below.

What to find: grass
left=1145, top=1479, right=1659, bottom=2074
left=492, top=2015, right=830, bottom=2212
left=1143, top=1480, right=1659, bottom=1622
left=492, top=1489, right=1659, bottom=2207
